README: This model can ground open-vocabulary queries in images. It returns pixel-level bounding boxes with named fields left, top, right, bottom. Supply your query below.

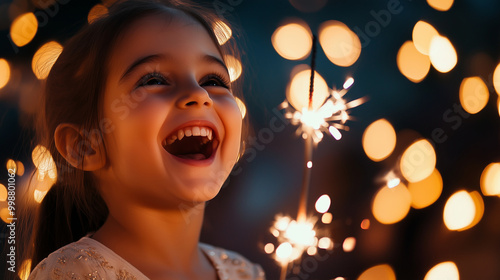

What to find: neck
left=92, top=201, right=208, bottom=277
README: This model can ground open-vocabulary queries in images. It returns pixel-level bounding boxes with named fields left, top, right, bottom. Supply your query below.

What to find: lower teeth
left=179, top=153, right=206, bottom=160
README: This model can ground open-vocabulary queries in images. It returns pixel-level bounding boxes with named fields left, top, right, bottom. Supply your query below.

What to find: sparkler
left=268, top=34, right=366, bottom=279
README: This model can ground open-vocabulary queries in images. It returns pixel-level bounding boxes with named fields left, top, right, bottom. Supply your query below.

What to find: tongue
left=178, top=153, right=206, bottom=160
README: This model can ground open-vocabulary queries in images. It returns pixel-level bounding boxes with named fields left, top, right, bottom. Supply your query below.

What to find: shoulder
left=200, top=243, right=266, bottom=280
left=27, top=237, right=138, bottom=280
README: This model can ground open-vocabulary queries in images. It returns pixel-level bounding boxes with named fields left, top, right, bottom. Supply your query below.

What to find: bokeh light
left=412, top=21, right=439, bottom=55
left=224, top=54, right=242, bottom=82
left=397, top=41, right=431, bottom=83
left=34, top=189, right=49, bottom=203
left=400, top=139, right=436, bottom=183
left=6, top=158, right=16, bottom=173
left=18, top=259, right=32, bottom=280
left=360, top=219, right=370, bottom=230
left=287, top=67, right=330, bottom=111
left=407, top=169, right=443, bottom=209
left=459, top=77, right=489, bottom=114
left=10, top=12, right=38, bottom=47
left=264, top=243, right=275, bottom=254
left=429, top=35, right=457, bottom=73
left=493, top=63, right=500, bottom=95
left=321, top=212, right=332, bottom=224
left=318, top=20, right=361, bottom=67
left=0, top=58, right=10, bottom=89
left=480, top=162, right=500, bottom=196
left=87, top=4, right=108, bottom=24
left=275, top=242, right=293, bottom=262
left=424, top=261, right=459, bottom=280
left=0, top=184, right=7, bottom=201
left=427, top=0, right=454, bottom=11
left=213, top=20, right=232, bottom=46
left=444, top=190, right=484, bottom=231
left=343, top=237, right=356, bottom=252
left=362, top=119, right=397, bottom=161
left=357, top=264, right=396, bottom=280
left=235, top=97, right=247, bottom=119
left=0, top=206, right=14, bottom=223
left=272, top=21, right=312, bottom=60
left=315, top=194, right=331, bottom=213
left=32, top=41, right=63, bottom=80
left=16, top=160, right=25, bottom=176
left=32, top=145, right=57, bottom=181
left=372, top=183, right=411, bottom=224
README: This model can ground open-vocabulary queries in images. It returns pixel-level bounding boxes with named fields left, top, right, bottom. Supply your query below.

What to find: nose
left=176, top=84, right=213, bottom=109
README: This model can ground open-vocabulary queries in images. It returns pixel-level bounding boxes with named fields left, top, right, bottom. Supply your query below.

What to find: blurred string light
left=493, top=63, right=500, bottom=95
left=407, top=169, right=443, bottom=209
left=16, top=160, right=25, bottom=176
left=223, top=54, right=242, bottom=82
left=357, top=264, right=396, bottom=280
left=0, top=58, right=10, bottom=89
left=318, top=20, right=361, bottom=67
left=443, top=190, right=484, bottom=231
left=272, top=20, right=312, bottom=60
left=362, top=119, right=397, bottom=162
left=426, top=0, right=454, bottom=12
left=424, top=261, right=459, bottom=280
left=32, top=41, right=63, bottom=80
left=0, top=184, right=7, bottom=201
left=459, top=77, right=489, bottom=114
left=234, top=97, right=247, bottom=119
left=6, top=159, right=16, bottom=173
left=213, top=20, right=232, bottom=46
left=398, top=21, right=457, bottom=81
left=342, top=237, right=356, bottom=252
left=480, top=162, right=500, bottom=196
left=10, top=12, right=38, bottom=47
left=87, top=4, right=108, bottom=24
left=400, top=139, right=436, bottom=183
left=360, top=219, right=370, bottom=230
left=372, top=183, right=412, bottom=224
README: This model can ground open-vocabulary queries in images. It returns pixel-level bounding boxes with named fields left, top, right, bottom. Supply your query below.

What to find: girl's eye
left=200, top=74, right=230, bottom=89
left=136, top=72, right=168, bottom=88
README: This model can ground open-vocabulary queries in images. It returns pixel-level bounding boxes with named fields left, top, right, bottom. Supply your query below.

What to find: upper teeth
left=165, top=126, right=213, bottom=145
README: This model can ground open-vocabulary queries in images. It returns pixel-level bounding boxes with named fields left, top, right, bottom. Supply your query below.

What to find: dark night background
left=1, top=0, right=500, bottom=279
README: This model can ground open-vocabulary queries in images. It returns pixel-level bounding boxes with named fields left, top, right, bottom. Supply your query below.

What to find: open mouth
left=162, top=126, right=218, bottom=160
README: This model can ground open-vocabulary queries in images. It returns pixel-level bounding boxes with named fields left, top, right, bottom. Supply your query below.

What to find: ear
left=54, top=123, right=106, bottom=171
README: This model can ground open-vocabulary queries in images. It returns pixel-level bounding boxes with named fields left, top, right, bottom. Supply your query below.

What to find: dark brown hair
left=16, top=0, right=244, bottom=277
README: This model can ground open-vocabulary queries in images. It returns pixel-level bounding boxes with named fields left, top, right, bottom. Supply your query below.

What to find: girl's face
left=97, top=13, right=242, bottom=209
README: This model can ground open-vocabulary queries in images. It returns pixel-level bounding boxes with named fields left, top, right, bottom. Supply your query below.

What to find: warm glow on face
left=223, top=54, right=242, bottom=82
left=427, top=0, right=454, bottom=11
left=32, top=145, right=57, bottom=181
left=362, top=119, right=397, bottom=161
left=87, top=4, right=108, bottom=24
left=272, top=22, right=312, bottom=60
left=408, top=169, right=443, bottom=209
left=321, top=212, right=333, bottom=224
left=480, top=162, right=500, bottom=196
left=357, top=264, right=396, bottom=280
left=287, top=67, right=330, bottom=111
left=444, top=190, right=483, bottom=231
left=32, top=41, right=63, bottom=79
left=429, top=35, right=457, bottom=73
left=0, top=184, right=7, bottom=201
left=10, top=12, right=38, bottom=47
left=400, top=139, right=436, bottom=183
left=315, top=194, right=331, bottom=213
left=424, top=261, right=459, bottom=280
left=0, top=58, right=10, bottom=89
left=235, top=97, right=247, bottom=118
left=412, top=21, right=439, bottom=55
left=342, top=237, right=356, bottom=252
left=397, top=40, right=431, bottom=82
left=213, top=20, right=232, bottom=45
left=318, top=20, right=361, bottom=67
left=459, top=77, right=489, bottom=114
left=372, top=183, right=411, bottom=224
left=493, top=63, right=500, bottom=95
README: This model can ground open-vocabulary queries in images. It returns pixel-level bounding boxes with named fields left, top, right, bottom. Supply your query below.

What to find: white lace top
left=28, top=236, right=265, bottom=280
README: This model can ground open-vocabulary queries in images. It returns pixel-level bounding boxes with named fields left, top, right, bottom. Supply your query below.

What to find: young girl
left=19, top=0, right=265, bottom=279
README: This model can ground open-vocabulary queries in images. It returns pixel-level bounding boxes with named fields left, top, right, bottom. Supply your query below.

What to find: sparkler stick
left=297, top=35, right=317, bottom=223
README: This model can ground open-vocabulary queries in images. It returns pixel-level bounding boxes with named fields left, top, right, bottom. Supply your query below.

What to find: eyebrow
left=119, top=53, right=230, bottom=84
